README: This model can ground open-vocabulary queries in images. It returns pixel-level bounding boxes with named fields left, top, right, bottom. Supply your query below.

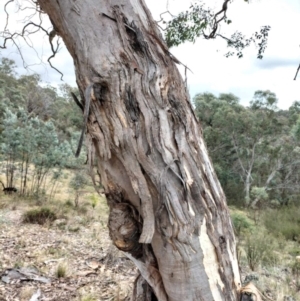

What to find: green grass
left=263, top=206, right=300, bottom=241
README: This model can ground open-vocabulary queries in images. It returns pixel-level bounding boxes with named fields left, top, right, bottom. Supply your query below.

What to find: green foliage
left=0, top=107, right=76, bottom=195
left=164, top=2, right=270, bottom=59
left=65, top=200, right=74, bottom=208
left=69, top=173, right=88, bottom=191
left=244, top=230, right=279, bottom=271
left=250, top=186, right=269, bottom=207
left=231, top=212, right=253, bottom=236
left=291, top=117, right=300, bottom=141
left=288, top=248, right=300, bottom=256
left=165, top=3, right=211, bottom=47
left=69, top=172, right=88, bottom=207
left=0, top=57, right=16, bottom=76
left=245, top=234, right=265, bottom=271
left=291, top=260, right=300, bottom=278
left=0, top=57, right=82, bottom=133
left=0, top=57, right=86, bottom=196
left=250, top=90, right=278, bottom=110
left=22, top=207, right=57, bottom=225
left=263, top=207, right=300, bottom=241
left=90, top=193, right=99, bottom=209
left=193, top=90, right=300, bottom=206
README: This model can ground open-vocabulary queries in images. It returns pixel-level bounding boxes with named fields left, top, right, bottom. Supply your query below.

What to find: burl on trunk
left=38, top=0, right=241, bottom=300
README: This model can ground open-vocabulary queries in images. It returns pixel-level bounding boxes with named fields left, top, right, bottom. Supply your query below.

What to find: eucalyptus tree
left=194, top=92, right=263, bottom=204
left=0, top=107, right=74, bottom=195
left=194, top=90, right=300, bottom=208
left=193, top=93, right=244, bottom=205
left=0, top=1, right=251, bottom=300
left=0, top=109, right=20, bottom=188
left=194, top=91, right=282, bottom=205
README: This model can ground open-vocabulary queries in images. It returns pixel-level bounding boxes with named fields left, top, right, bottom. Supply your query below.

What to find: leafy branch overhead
left=162, top=1, right=271, bottom=59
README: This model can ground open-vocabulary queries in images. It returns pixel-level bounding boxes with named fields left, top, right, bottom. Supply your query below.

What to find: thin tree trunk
left=6, top=157, right=9, bottom=186
left=37, top=0, right=241, bottom=300
left=20, top=152, right=24, bottom=194
left=245, top=173, right=251, bottom=205
left=23, top=157, right=29, bottom=195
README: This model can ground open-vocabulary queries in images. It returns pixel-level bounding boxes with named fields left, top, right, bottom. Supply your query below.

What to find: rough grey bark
left=37, top=0, right=241, bottom=300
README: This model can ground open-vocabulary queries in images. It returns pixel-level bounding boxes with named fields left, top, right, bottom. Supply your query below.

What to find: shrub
left=231, top=212, right=253, bottom=236
left=291, top=260, right=300, bottom=279
left=23, top=207, right=57, bottom=225
left=64, top=200, right=74, bottom=208
left=263, top=206, right=300, bottom=241
left=244, top=230, right=279, bottom=271
left=55, top=264, right=67, bottom=278
left=245, top=234, right=264, bottom=271
left=251, top=186, right=268, bottom=201
left=90, top=194, right=99, bottom=209
left=69, top=172, right=88, bottom=207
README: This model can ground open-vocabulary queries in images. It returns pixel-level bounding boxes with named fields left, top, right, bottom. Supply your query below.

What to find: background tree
left=69, top=172, right=88, bottom=207
left=0, top=107, right=75, bottom=196
left=194, top=91, right=300, bottom=207
left=0, top=59, right=84, bottom=197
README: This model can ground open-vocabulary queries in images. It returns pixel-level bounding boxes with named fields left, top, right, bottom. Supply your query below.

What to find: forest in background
left=0, top=57, right=87, bottom=198
left=194, top=90, right=300, bottom=208
left=1, top=56, right=300, bottom=208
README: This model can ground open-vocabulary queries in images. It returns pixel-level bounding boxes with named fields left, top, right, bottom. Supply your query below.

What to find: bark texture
left=37, top=0, right=241, bottom=300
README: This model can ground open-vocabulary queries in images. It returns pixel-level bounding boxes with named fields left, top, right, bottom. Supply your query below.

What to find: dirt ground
left=0, top=204, right=137, bottom=301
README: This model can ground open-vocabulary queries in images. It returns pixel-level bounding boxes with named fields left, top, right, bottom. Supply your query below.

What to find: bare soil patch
left=0, top=201, right=136, bottom=301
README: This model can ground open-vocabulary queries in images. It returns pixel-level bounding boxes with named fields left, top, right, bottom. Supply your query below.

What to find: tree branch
left=4, top=0, right=14, bottom=32
left=204, top=0, right=230, bottom=39
left=294, top=63, right=300, bottom=80
left=0, top=3, right=64, bottom=80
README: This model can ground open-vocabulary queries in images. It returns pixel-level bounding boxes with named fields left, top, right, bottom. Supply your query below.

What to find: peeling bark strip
left=37, top=0, right=241, bottom=300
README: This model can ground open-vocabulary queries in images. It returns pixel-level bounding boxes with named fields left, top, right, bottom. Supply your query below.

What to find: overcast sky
left=1, top=0, right=300, bottom=109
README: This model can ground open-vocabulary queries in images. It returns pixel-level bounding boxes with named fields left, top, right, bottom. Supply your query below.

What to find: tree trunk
left=37, top=0, right=241, bottom=299
left=245, top=173, right=251, bottom=205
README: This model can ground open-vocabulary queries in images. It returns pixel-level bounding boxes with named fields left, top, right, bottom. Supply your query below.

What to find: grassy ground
left=230, top=206, right=300, bottom=300
left=0, top=172, right=299, bottom=300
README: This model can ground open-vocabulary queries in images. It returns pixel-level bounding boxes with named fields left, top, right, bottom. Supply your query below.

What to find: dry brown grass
left=0, top=197, right=135, bottom=300
left=0, top=168, right=134, bottom=301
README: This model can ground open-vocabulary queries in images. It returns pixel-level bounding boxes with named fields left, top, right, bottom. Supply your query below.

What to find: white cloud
left=0, top=0, right=299, bottom=109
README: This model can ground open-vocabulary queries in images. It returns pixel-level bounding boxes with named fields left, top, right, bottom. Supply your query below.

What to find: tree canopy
left=194, top=91, right=300, bottom=207
left=0, top=57, right=85, bottom=196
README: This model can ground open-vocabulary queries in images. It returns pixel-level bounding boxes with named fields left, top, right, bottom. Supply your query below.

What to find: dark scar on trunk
left=75, top=83, right=94, bottom=157
left=75, top=78, right=110, bottom=157
left=93, top=81, right=109, bottom=105
left=71, top=92, right=84, bottom=112
left=125, top=84, right=140, bottom=122
left=102, top=12, right=155, bottom=64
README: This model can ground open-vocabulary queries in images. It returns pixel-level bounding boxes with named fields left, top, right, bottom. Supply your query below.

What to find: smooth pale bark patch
left=200, top=217, right=225, bottom=300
